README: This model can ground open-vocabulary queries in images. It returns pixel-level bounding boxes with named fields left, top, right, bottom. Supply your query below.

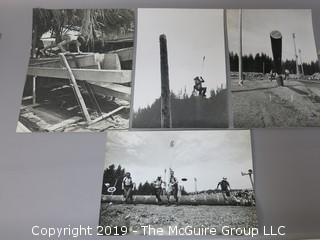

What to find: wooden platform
left=28, top=67, right=131, bottom=84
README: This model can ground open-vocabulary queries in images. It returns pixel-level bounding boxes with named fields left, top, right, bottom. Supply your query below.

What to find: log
left=270, top=30, right=282, bottom=74
left=27, top=67, right=131, bottom=84
left=90, top=82, right=131, bottom=101
left=101, top=194, right=252, bottom=206
left=29, top=53, right=101, bottom=69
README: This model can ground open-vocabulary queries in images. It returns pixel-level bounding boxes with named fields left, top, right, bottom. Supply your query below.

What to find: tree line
left=229, top=51, right=319, bottom=75
left=102, top=164, right=188, bottom=195
left=133, top=87, right=228, bottom=128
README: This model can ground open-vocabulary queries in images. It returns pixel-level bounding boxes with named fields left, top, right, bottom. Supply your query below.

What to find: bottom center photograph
left=99, top=130, right=257, bottom=236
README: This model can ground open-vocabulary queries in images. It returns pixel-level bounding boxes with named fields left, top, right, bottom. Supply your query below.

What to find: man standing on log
left=152, top=176, right=164, bottom=205
left=122, top=172, right=134, bottom=204
left=216, top=177, right=231, bottom=202
left=167, top=170, right=179, bottom=205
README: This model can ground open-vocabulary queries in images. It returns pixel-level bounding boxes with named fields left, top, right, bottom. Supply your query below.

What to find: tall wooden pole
left=239, top=9, right=243, bottom=85
left=32, top=76, right=37, bottom=105
left=298, top=49, right=304, bottom=75
left=159, top=34, right=172, bottom=128
left=292, top=33, right=300, bottom=76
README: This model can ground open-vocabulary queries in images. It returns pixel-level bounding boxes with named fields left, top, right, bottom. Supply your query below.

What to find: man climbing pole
left=193, top=76, right=207, bottom=97
left=122, top=172, right=134, bottom=204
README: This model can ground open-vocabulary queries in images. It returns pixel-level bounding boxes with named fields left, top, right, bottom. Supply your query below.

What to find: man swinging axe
left=216, top=177, right=231, bottom=202
left=152, top=176, right=164, bottom=204
left=122, top=172, right=134, bottom=204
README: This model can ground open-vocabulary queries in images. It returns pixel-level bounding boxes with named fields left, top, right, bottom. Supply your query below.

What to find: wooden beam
left=16, top=121, right=31, bottom=133
left=29, top=53, right=100, bottom=68
left=159, top=34, right=172, bottom=128
left=109, top=47, right=133, bottom=62
left=89, top=105, right=127, bottom=125
left=27, top=67, right=131, bottom=84
left=59, top=53, right=92, bottom=123
left=32, top=76, right=36, bottom=105
left=90, top=82, right=131, bottom=101
left=45, top=116, right=82, bottom=132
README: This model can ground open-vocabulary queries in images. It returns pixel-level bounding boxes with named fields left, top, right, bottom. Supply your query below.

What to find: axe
left=241, top=169, right=254, bottom=188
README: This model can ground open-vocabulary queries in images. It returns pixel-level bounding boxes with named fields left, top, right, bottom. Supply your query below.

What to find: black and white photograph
left=99, top=130, right=257, bottom=236
left=16, top=9, right=134, bottom=132
left=227, top=9, right=320, bottom=128
left=132, top=9, right=228, bottom=129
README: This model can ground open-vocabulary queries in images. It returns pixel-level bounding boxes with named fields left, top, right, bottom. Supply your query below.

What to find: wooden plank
left=89, top=106, right=127, bottom=125
left=90, top=82, right=131, bottom=101
left=16, top=121, right=31, bottom=133
left=59, top=53, right=92, bottom=123
left=32, top=76, right=36, bottom=105
left=27, top=67, right=131, bottom=84
left=22, top=96, right=33, bottom=101
left=101, top=54, right=121, bottom=70
left=45, top=116, right=82, bottom=132
left=29, top=54, right=101, bottom=69
left=109, top=47, right=133, bottom=62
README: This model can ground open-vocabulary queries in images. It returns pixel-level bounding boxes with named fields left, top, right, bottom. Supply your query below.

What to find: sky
left=227, top=9, right=318, bottom=63
left=133, top=9, right=227, bottom=110
left=104, top=130, right=253, bottom=192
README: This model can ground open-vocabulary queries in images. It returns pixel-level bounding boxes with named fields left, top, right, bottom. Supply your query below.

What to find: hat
left=223, top=177, right=227, bottom=180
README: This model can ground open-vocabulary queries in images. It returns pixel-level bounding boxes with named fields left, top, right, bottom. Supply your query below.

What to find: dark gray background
left=1, top=1, right=320, bottom=239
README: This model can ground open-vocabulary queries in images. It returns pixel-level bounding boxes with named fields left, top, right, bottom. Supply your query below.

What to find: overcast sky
left=104, top=131, right=253, bottom=192
left=133, top=9, right=227, bottom=110
left=227, top=9, right=318, bottom=63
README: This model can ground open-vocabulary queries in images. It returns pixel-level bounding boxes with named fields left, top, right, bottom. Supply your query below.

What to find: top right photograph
left=227, top=9, right=320, bottom=128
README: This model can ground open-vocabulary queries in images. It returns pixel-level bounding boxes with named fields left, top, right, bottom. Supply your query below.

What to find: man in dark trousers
left=193, top=76, right=207, bottom=97
left=167, top=169, right=179, bottom=205
left=122, top=172, right=134, bottom=203
left=152, top=176, right=164, bottom=204
left=216, top=177, right=231, bottom=202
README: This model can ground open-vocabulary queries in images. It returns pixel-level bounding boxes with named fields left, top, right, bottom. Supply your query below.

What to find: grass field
left=99, top=203, right=257, bottom=236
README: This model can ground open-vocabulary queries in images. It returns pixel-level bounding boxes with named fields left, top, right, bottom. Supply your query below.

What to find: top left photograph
left=16, top=9, right=135, bottom=132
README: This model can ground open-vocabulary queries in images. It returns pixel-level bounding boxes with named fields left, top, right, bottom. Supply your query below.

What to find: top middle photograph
left=132, top=9, right=229, bottom=129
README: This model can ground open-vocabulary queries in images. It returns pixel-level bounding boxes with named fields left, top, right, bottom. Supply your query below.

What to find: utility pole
left=159, top=34, right=172, bottom=128
left=238, top=9, right=243, bottom=85
left=194, top=177, right=198, bottom=194
left=292, top=33, right=300, bottom=76
left=298, top=49, right=304, bottom=75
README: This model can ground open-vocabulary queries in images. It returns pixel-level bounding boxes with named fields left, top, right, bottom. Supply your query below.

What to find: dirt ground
left=231, top=75, right=320, bottom=128
left=99, top=203, right=257, bottom=236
